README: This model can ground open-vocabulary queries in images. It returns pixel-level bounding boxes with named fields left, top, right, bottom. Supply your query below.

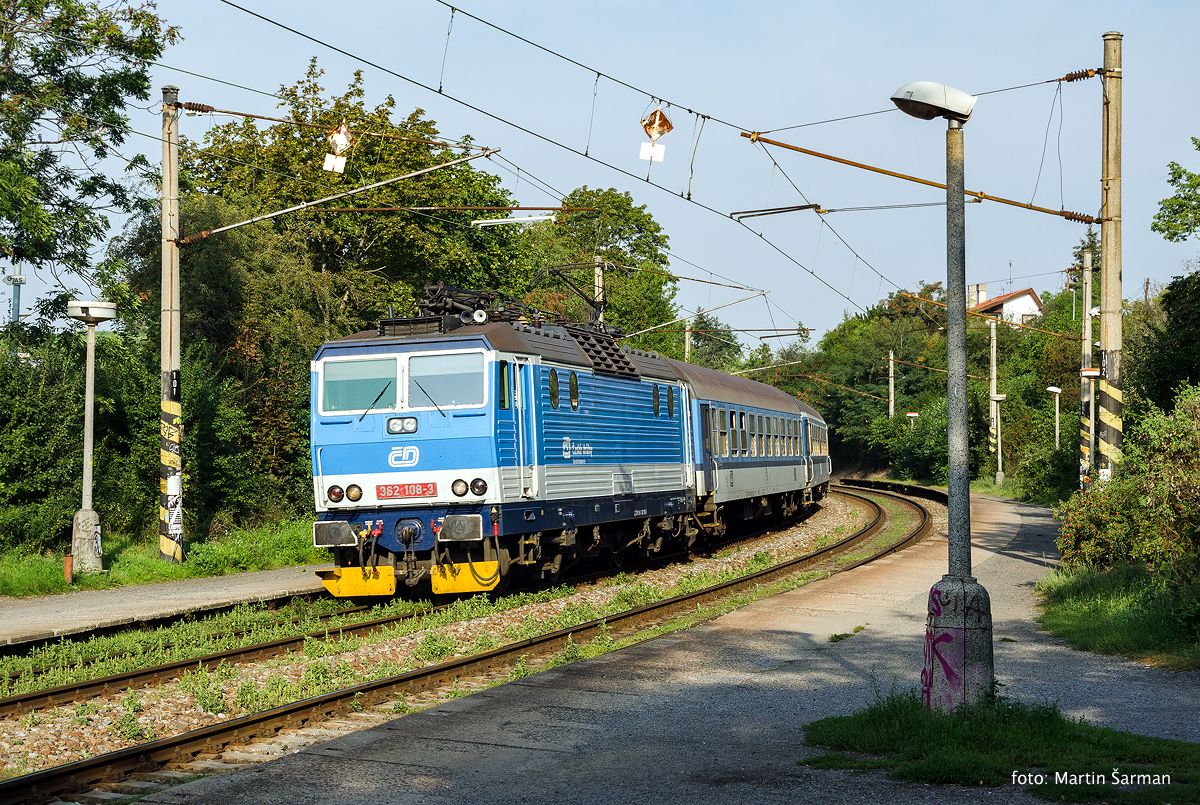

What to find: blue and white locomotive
left=311, top=287, right=831, bottom=597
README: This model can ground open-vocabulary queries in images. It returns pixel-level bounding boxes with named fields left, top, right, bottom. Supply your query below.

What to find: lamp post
left=67, top=299, right=117, bottom=574
left=1046, top=386, right=1062, bottom=449
left=892, top=80, right=994, bottom=712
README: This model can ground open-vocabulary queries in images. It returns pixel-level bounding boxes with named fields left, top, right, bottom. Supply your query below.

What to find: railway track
left=0, top=484, right=937, bottom=804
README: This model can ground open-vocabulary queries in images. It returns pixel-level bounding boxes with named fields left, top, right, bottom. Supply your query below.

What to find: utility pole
left=888, top=350, right=895, bottom=418
left=593, top=256, right=605, bottom=324
left=160, top=86, right=184, bottom=563
left=684, top=322, right=692, bottom=362
left=1079, top=250, right=1095, bottom=486
left=1098, top=31, right=1123, bottom=481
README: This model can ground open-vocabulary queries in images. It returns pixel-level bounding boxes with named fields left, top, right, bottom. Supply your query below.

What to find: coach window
left=729, top=410, right=738, bottom=455
left=498, top=361, right=511, bottom=410
left=739, top=412, right=748, bottom=456
left=757, top=415, right=764, bottom=455
left=653, top=384, right=661, bottom=417
left=787, top=420, right=795, bottom=456
left=667, top=385, right=675, bottom=417
left=569, top=371, right=579, bottom=411
left=748, top=415, right=757, bottom=457
left=549, top=369, right=560, bottom=409
left=773, top=417, right=780, bottom=456
left=719, top=408, right=729, bottom=457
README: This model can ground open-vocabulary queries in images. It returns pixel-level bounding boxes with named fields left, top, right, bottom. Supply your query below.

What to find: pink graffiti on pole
left=921, top=586, right=963, bottom=710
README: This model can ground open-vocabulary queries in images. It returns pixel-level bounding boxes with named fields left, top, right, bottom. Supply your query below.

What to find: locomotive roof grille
left=565, top=326, right=641, bottom=379
left=377, top=316, right=458, bottom=337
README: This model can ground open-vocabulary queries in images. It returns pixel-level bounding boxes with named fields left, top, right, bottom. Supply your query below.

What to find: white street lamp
left=67, top=299, right=117, bottom=574
left=905, top=411, right=920, bottom=430
left=1046, top=386, right=1063, bottom=449
left=893, top=80, right=994, bottom=712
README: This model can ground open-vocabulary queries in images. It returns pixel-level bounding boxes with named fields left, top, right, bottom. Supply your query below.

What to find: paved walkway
left=0, top=565, right=328, bottom=647
left=132, top=496, right=1196, bottom=803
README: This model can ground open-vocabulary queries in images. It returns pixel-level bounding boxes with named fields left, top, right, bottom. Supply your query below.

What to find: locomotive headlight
left=470, top=478, right=488, bottom=496
left=387, top=417, right=418, bottom=435
left=451, top=479, right=469, bottom=497
left=327, top=485, right=345, bottom=503
left=346, top=484, right=362, bottom=502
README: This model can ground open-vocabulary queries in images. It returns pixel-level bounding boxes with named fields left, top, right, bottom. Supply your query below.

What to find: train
left=310, top=286, right=831, bottom=597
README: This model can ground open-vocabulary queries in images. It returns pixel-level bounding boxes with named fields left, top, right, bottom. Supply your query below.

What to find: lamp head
left=891, top=81, right=976, bottom=123
left=1046, top=386, right=1062, bottom=395
left=66, top=299, right=117, bottom=325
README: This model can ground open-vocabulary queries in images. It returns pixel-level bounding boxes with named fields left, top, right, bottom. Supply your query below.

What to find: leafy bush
left=1055, top=383, right=1200, bottom=636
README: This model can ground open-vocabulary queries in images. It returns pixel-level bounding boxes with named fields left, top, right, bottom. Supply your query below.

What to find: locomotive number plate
left=377, top=482, right=437, bottom=499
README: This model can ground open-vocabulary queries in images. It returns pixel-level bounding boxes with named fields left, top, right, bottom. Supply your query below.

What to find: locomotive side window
left=322, top=357, right=397, bottom=413
left=498, top=360, right=511, bottom=410
left=667, top=385, right=675, bottom=417
left=653, top=384, right=661, bottom=417
left=748, top=415, right=757, bottom=457
left=408, top=352, right=485, bottom=408
left=549, top=369, right=560, bottom=409
left=569, top=371, right=579, bottom=411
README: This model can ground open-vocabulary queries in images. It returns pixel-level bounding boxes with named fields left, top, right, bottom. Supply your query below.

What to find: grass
left=1036, top=564, right=1200, bottom=670
left=802, top=692, right=1197, bottom=803
left=0, top=520, right=330, bottom=597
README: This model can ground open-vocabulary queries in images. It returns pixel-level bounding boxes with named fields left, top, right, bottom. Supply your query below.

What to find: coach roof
left=667, top=359, right=816, bottom=418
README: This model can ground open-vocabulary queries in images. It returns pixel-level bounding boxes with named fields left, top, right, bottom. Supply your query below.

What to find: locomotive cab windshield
left=319, top=350, right=487, bottom=414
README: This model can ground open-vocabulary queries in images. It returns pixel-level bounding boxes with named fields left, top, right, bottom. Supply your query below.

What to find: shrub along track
left=0, top=485, right=935, bottom=804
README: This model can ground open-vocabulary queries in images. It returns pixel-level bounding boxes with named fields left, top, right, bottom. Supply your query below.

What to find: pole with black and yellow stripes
left=1098, top=33, right=1123, bottom=481
left=160, top=86, right=184, bottom=562
left=1078, top=250, right=1096, bottom=487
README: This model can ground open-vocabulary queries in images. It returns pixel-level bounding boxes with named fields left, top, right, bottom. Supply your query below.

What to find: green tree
left=0, top=0, right=176, bottom=274
left=521, top=186, right=678, bottom=354
left=1152, top=137, right=1200, bottom=242
left=686, top=310, right=742, bottom=371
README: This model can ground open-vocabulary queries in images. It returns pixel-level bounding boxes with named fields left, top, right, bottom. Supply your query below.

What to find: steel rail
left=0, top=487, right=929, bottom=804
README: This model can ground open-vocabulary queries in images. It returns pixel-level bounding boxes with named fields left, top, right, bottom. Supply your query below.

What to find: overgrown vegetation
left=1052, top=383, right=1200, bottom=650
left=803, top=692, right=1197, bottom=803
left=1036, top=564, right=1200, bottom=669
left=0, top=520, right=329, bottom=597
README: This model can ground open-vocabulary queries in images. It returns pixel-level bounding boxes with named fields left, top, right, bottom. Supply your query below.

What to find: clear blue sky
left=12, top=1, right=1200, bottom=345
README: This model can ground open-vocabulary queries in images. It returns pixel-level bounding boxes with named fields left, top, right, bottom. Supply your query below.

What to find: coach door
left=698, top=403, right=716, bottom=494
left=513, top=357, right=539, bottom=498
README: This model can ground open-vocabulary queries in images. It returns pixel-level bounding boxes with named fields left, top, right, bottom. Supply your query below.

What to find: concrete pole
left=988, top=319, right=997, bottom=457
left=888, top=350, right=895, bottom=418
left=684, top=322, right=692, bottom=362
left=1080, top=250, right=1094, bottom=486
left=995, top=400, right=1004, bottom=483
left=71, top=320, right=103, bottom=573
left=1053, top=391, right=1060, bottom=449
left=944, top=119, right=971, bottom=580
left=5, top=264, right=23, bottom=325
left=923, top=118, right=993, bottom=714
left=593, top=256, right=604, bottom=324
left=159, top=86, right=185, bottom=562
left=1098, top=32, right=1123, bottom=479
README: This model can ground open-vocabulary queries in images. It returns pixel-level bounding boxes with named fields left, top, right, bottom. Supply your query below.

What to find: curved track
left=0, top=484, right=936, bottom=804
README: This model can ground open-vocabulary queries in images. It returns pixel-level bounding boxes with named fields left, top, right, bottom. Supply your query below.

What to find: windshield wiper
left=411, top=376, right=446, bottom=417
left=358, top=381, right=393, bottom=422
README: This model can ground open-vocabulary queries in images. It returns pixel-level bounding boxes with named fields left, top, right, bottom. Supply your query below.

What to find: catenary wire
left=216, top=0, right=867, bottom=313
